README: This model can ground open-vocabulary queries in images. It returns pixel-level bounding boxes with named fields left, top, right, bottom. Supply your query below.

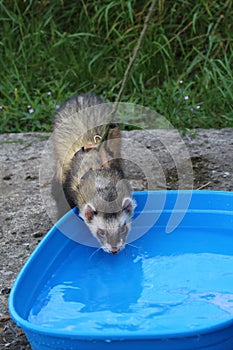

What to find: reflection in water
left=29, top=240, right=233, bottom=335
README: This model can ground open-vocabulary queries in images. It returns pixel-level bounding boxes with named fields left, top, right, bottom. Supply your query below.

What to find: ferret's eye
left=97, top=229, right=106, bottom=237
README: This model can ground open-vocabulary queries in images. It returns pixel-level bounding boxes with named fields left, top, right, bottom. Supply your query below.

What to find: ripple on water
left=28, top=250, right=233, bottom=336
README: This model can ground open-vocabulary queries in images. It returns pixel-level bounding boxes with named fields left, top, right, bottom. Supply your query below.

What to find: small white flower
left=179, top=80, right=183, bottom=84
left=28, top=108, right=34, bottom=114
left=196, top=105, right=201, bottom=109
left=0, top=105, right=3, bottom=110
left=47, top=91, right=52, bottom=96
left=190, top=108, right=194, bottom=112
left=184, top=96, right=189, bottom=100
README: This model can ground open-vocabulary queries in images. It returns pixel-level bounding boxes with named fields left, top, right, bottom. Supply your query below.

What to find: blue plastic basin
left=9, top=190, right=233, bottom=349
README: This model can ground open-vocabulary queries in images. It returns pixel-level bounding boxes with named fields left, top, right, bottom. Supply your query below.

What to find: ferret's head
left=81, top=197, right=135, bottom=254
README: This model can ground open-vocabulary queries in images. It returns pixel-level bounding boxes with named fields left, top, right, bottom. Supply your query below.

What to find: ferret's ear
left=84, top=203, right=97, bottom=222
left=122, top=197, right=136, bottom=217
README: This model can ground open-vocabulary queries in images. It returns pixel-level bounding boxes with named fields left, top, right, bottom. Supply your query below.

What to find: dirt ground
left=0, top=129, right=233, bottom=349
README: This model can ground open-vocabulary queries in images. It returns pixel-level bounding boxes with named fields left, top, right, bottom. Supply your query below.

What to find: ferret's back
left=53, top=94, right=111, bottom=181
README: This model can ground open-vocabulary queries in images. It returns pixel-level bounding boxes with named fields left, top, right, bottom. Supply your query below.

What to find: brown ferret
left=52, top=93, right=135, bottom=254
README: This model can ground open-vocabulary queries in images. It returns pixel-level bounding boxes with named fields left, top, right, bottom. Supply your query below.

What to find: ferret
left=52, top=93, right=135, bottom=254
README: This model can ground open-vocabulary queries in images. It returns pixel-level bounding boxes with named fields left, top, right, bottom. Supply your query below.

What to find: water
left=28, top=229, right=233, bottom=336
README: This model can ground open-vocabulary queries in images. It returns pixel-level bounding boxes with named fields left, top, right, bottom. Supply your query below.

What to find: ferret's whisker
left=126, top=242, right=139, bottom=250
left=88, top=247, right=102, bottom=261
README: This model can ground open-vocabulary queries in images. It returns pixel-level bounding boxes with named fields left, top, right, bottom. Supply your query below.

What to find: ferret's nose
left=111, top=248, right=120, bottom=254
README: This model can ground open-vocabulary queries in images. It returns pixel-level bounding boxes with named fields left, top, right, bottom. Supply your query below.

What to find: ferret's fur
left=52, top=93, right=135, bottom=254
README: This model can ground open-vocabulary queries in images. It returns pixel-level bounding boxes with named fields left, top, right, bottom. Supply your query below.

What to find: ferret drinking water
left=52, top=93, right=135, bottom=254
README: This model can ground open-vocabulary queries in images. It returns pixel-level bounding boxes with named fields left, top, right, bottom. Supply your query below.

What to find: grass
left=0, top=0, right=233, bottom=132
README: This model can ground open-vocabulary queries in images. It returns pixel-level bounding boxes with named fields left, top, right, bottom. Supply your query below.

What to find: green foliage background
left=0, top=0, right=233, bottom=132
